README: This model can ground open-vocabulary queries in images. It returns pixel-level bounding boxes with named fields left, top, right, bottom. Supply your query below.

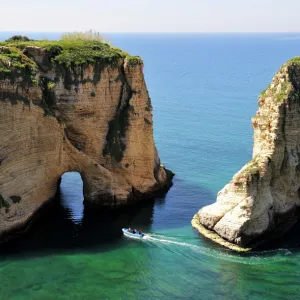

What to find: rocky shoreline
left=191, top=214, right=251, bottom=252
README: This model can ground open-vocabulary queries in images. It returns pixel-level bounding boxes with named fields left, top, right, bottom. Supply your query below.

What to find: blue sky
left=1, top=0, right=300, bottom=32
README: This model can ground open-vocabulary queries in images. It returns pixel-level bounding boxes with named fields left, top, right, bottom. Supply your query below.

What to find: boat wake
left=141, top=233, right=293, bottom=265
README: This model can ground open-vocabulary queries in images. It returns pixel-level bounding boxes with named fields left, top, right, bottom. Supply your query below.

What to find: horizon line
left=1, top=31, right=300, bottom=34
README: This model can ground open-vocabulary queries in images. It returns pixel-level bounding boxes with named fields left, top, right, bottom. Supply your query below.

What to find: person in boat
left=128, top=227, right=132, bottom=233
left=133, top=229, right=137, bottom=234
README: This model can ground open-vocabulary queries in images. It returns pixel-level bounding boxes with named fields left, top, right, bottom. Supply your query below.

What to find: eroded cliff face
left=0, top=42, right=172, bottom=241
left=193, top=58, right=300, bottom=250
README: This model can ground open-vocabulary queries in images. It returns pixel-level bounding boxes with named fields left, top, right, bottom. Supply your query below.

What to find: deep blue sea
left=1, top=32, right=300, bottom=299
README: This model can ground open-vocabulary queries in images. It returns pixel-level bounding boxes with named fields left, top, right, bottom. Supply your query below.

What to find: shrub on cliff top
left=60, top=30, right=106, bottom=42
left=5, top=35, right=31, bottom=42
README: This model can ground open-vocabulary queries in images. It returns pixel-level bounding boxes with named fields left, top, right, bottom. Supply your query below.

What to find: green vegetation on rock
left=259, top=58, right=300, bottom=103
left=241, top=159, right=260, bottom=176
left=47, top=81, right=55, bottom=90
left=5, top=35, right=31, bottom=42
left=126, top=56, right=143, bottom=66
left=38, top=77, right=57, bottom=116
left=275, top=81, right=291, bottom=103
left=260, top=83, right=271, bottom=97
left=259, top=77, right=292, bottom=104
left=235, top=156, right=263, bottom=183
left=1, top=40, right=127, bottom=68
left=0, top=46, right=37, bottom=84
left=287, top=57, right=300, bottom=65
left=0, top=35, right=142, bottom=90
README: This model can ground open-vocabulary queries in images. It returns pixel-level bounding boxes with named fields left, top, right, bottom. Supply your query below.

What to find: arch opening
left=60, top=172, right=84, bottom=224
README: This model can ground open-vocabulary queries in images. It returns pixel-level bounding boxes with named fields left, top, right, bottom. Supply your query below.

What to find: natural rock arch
left=0, top=42, right=173, bottom=241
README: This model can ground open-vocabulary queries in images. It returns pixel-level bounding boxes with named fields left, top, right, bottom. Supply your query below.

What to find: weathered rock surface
left=193, top=58, right=300, bottom=250
left=0, top=42, right=172, bottom=241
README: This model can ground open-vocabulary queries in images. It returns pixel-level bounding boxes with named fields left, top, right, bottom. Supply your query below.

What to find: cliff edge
left=193, top=58, right=300, bottom=251
left=0, top=39, right=173, bottom=241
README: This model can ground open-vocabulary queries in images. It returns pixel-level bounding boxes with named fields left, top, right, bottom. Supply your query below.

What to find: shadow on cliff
left=256, top=217, right=300, bottom=251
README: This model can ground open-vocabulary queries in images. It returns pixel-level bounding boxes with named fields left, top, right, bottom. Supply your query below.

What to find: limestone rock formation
left=0, top=40, right=172, bottom=241
left=193, top=58, right=300, bottom=250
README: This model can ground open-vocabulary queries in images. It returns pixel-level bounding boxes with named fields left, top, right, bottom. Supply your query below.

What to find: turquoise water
left=1, top=33, right=300, bottom=299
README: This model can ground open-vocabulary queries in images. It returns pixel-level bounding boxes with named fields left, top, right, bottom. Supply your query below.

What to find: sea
left=1, top=32, right=300, bottom=299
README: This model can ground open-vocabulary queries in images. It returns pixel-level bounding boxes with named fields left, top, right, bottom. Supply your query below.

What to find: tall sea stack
left=193, top=58, right=300, bottom=251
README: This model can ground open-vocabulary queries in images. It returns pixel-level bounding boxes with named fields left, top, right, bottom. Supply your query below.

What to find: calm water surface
left=1, top=33, right=300, bottom=299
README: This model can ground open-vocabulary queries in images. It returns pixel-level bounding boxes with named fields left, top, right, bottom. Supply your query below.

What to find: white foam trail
left=142, top=234, right=293, bottom=265
left=145, top=235, right=198, bottom=248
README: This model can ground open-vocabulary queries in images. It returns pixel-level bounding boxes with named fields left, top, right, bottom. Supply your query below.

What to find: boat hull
left=122, top=228, right=144, bottom=239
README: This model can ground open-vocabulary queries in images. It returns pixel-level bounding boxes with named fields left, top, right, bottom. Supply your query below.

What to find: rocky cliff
left=193, top=58, right=300, bottom=251
left=0, top=40, right=172, bottom=241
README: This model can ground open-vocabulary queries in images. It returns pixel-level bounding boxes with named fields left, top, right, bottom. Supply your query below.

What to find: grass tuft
left=126, top=56, right=143, bottom=66
left=60, top=30, right=105, bottom=42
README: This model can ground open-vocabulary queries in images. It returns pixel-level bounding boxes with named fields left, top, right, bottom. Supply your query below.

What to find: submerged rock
left=193, top=58, right=300, bottom=250
left=0, top=40, right=173, bottom=241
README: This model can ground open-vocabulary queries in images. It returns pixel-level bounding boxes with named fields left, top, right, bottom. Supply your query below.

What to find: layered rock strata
left=193, top=58, right=300, bottom=250
left=0, top=41, right=172, bottom=241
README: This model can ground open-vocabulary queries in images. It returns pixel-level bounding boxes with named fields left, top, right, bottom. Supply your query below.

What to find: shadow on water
left=0, top=173, right=168, bottom=257
left=3, top=171, right=300, bottom=259
left=258, top=219, right=300, bottom=252
left=0, top=196, right=163, bottom=258
left=0, top=173, right=217, bottom=257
